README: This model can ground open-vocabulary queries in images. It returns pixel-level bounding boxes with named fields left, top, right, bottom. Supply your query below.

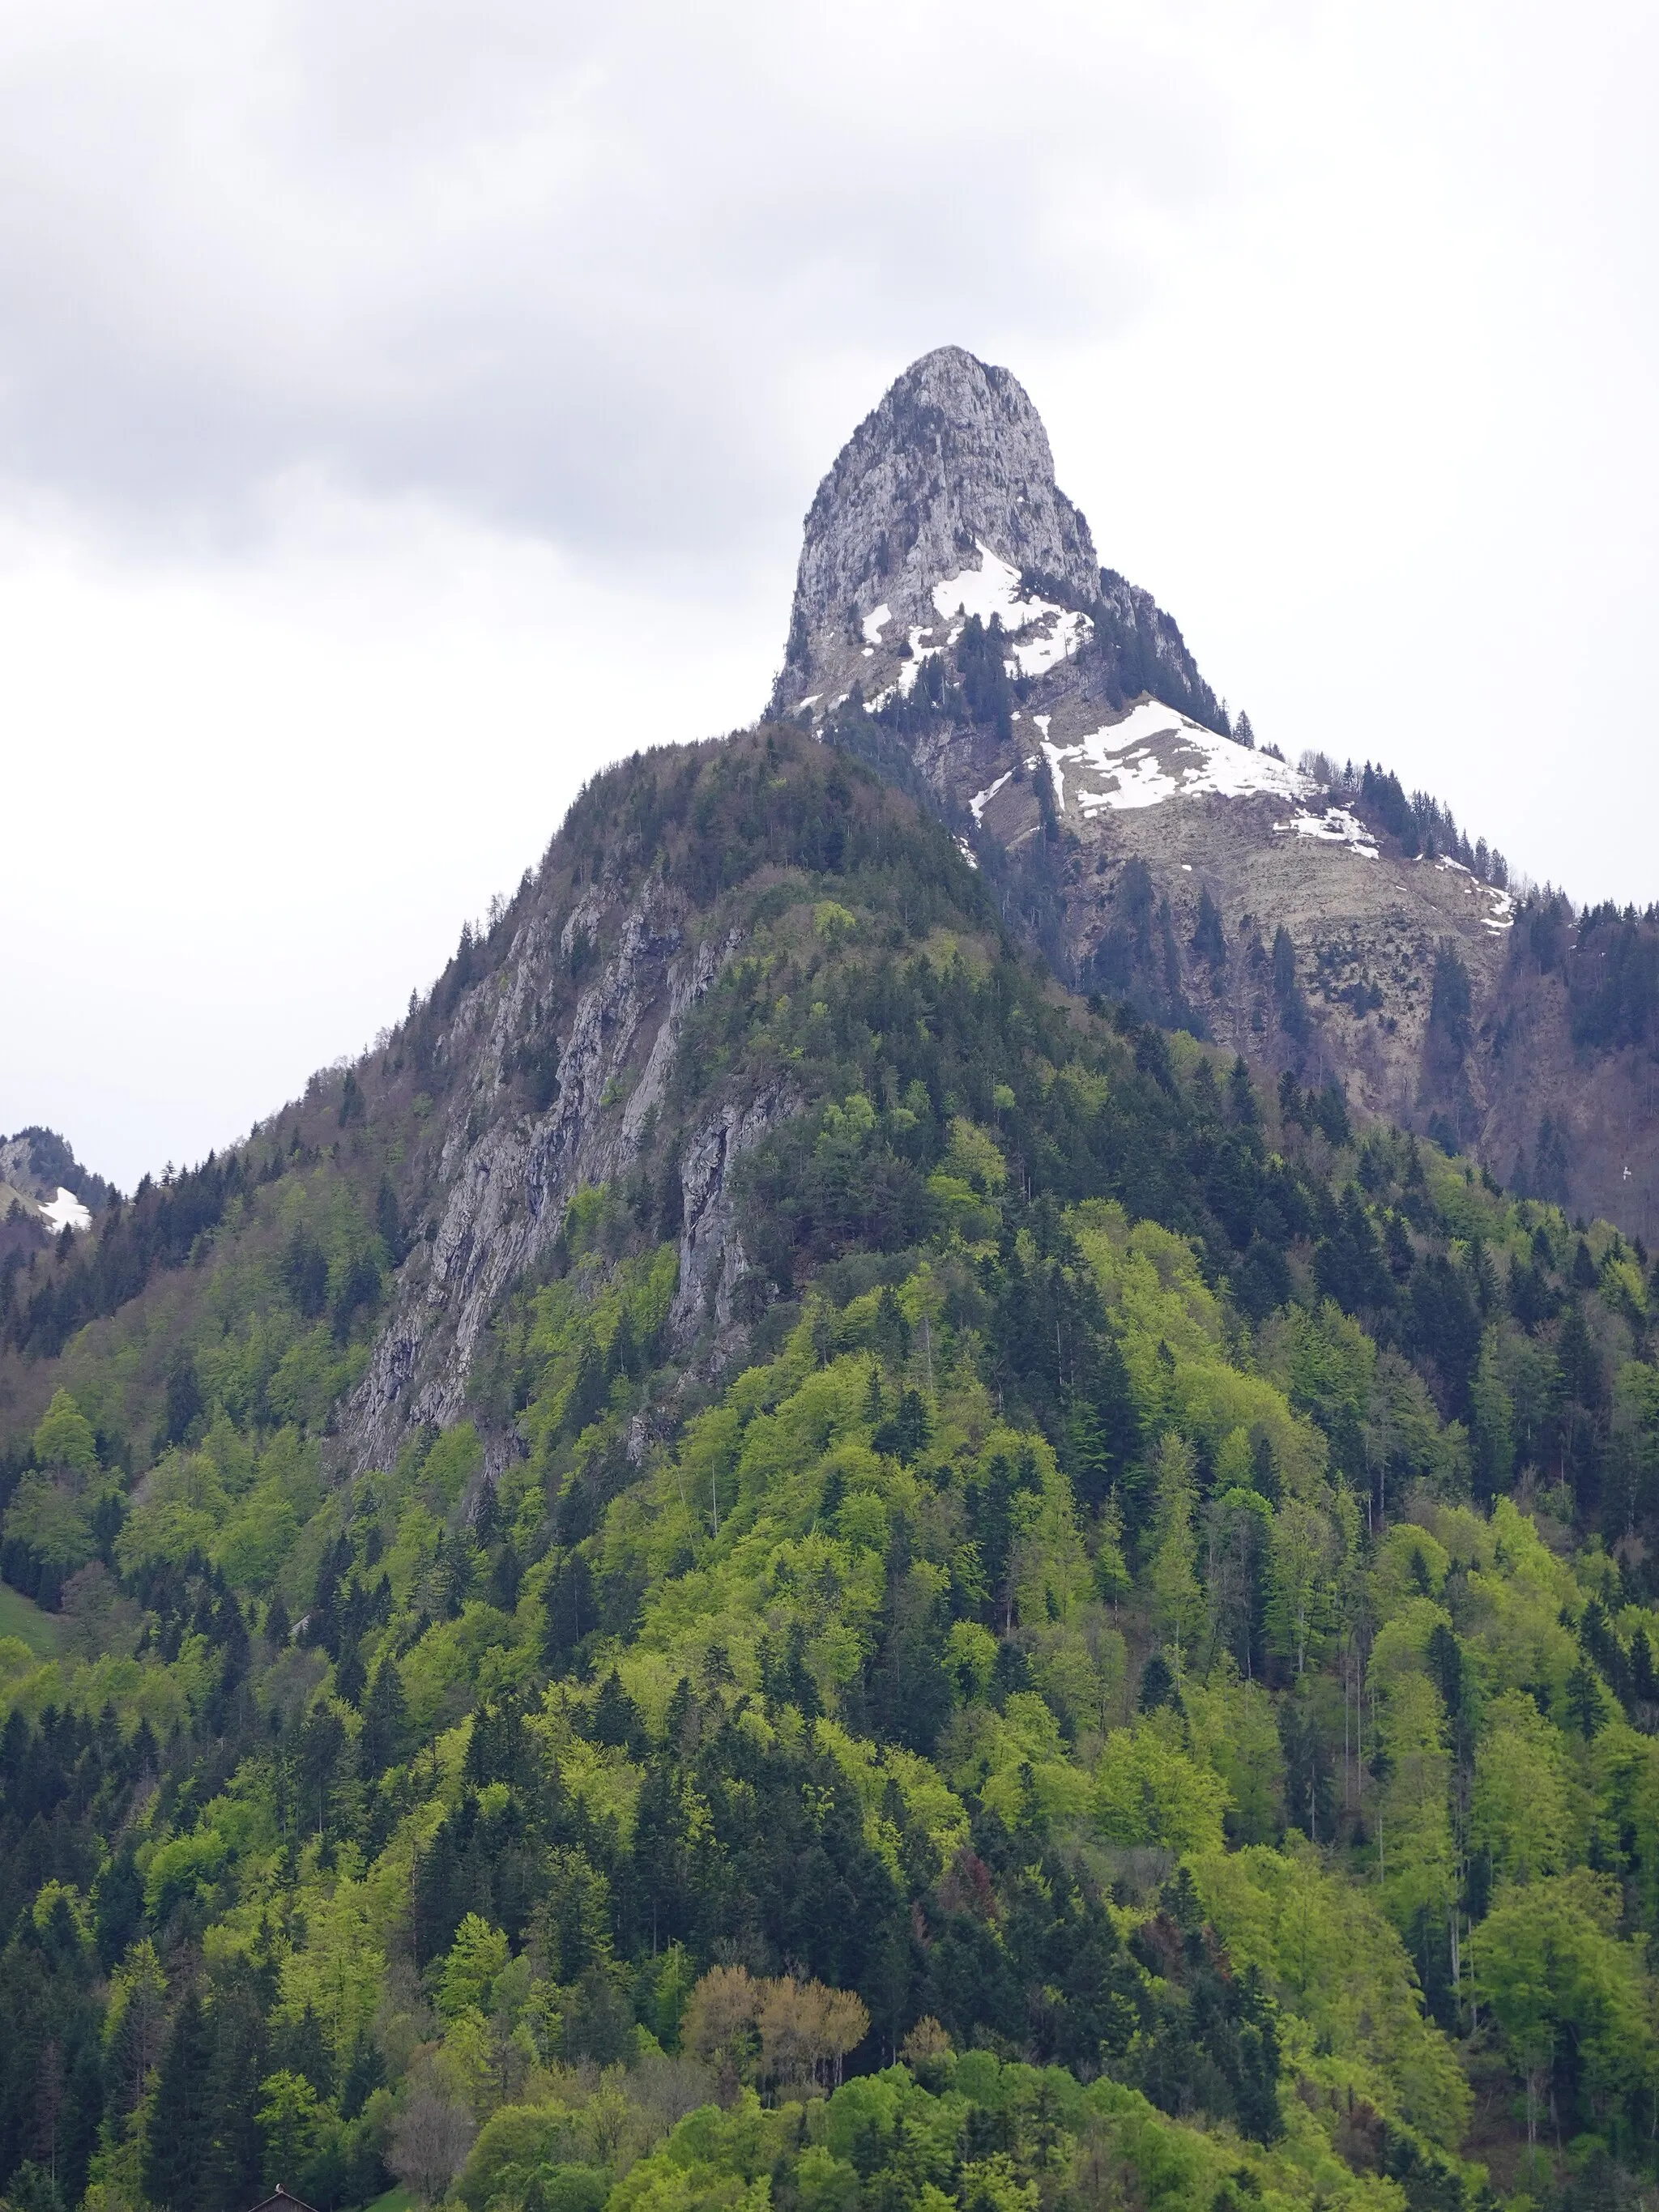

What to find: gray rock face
left=774, top=346, right=1099, bottom=716
left=339, top=872, right=781, bottom=1477
left=671, top=1081, right=797, bottom=1341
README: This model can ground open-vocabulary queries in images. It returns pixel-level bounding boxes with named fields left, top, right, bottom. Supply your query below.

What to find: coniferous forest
left=3, top=731, right=1659, bottom=2212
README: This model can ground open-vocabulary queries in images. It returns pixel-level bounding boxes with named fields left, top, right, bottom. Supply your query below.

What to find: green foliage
left=33, top=1391, right=98, bottom=1473
left=1475, top=1871, right=1658, bottom=2154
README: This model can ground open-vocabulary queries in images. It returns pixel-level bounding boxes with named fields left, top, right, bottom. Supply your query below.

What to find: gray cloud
left=0, top=1, right=1235, bottom=559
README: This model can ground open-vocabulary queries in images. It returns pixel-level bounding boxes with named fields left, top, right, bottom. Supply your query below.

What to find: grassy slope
left=0, top=1578, right=59, bottom=1655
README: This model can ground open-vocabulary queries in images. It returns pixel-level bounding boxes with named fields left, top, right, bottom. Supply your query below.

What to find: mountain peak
left=773, top=347, right=1100, bottom=716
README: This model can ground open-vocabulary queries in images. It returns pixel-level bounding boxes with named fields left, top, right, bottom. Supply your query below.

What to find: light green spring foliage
left=44, top=1156, right=386, bottom=1443
left=1474, top=1873, right=1658, bottom=2127
left=9, top=1154, right=1659, bottom=2211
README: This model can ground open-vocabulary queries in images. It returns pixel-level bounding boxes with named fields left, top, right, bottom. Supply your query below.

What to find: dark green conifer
left=143, top=1990, right=215, bottom=2212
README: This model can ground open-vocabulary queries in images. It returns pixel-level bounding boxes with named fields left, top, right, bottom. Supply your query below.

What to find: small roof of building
left=247, top=2190, right=320, bottom=2212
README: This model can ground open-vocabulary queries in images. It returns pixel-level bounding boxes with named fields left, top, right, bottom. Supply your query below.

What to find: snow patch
left=40, top=1187, right=92, bottom=1235
left=969, top=771, right=1013, bottom=825
left=1007, top=607, right=1090, bottom=679
left=862, top=603, right=893, bottom=645
left=931, top=540, right=1093, bottom=680
left=932, top=542, right=1029, bottom=626
left=898, top=624, right=944, bottom=697
left=797, top=694, right=821, bottom=712
left=1278, top=805, right=1380, bottom=859
left=1431, top=853, right=1511, bottom=924
left=955, top=837, right=979, bottom=871
left=1047, top=700, right=1306, bottom=817
left=1035, top=698, right=1380, bottom=860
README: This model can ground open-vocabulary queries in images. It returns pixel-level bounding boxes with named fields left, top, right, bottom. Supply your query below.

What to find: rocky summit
left=773, top=346, right=1100, bottom=718
left=779, top=346, right=1659, bottom=1238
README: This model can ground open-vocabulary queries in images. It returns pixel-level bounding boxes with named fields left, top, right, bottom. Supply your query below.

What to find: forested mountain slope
left=2, top=733, right=1659, bottom=2212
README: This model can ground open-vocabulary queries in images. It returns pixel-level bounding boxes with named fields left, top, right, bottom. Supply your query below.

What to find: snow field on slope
left=969, top=771, right=1012, bottom=823
left=39, top=1186, right=92, bottom=1234
left=930, top=541, right=1092, bottom=680
left=1040, top=700, right=1379, bottom=856
left=1432, top=853, right=1516, bottom=931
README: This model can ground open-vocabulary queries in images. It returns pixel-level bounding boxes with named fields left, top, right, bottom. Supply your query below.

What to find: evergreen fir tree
left=143, top=1989, right=215, bottom=2212
left=203, top=1973, right=267, bottom=2212
left=359, top=1657, right=408, bottom=1776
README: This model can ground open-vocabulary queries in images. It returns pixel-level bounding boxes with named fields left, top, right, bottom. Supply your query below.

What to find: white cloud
left=0, top=483, right=769, bottom=1184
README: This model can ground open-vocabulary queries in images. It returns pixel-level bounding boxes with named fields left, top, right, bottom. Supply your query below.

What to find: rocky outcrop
left=340, top=875, right=737, bottom=1475
left=0, top=1127, right=110, bottom=1215
left=671, top=1082, right=796, bottom=1343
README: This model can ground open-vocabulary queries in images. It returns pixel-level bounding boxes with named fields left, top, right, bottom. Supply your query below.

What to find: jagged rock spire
left=772, top=346, right=1099, bottom=717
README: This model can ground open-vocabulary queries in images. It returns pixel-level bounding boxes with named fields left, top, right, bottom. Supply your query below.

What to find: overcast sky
left=4, top=0, right=1657, bottom=1191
